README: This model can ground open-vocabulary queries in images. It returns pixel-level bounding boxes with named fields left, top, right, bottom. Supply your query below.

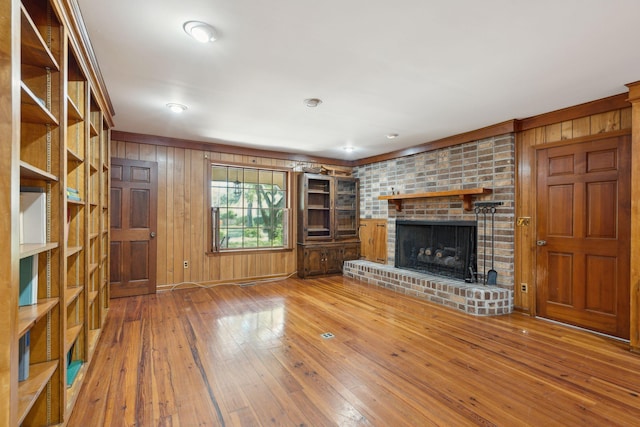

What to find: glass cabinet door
left=335, top=178, right=358, bottom=238
left=305, top=176, right=332, bottom=239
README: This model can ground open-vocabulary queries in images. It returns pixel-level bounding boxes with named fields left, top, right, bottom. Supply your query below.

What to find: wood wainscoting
left=68, top=275, right=640, bottom=426
left=109, top=137, right=331, bottom=289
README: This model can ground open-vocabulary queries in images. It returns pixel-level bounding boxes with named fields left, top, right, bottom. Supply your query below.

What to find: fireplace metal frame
left=395, top=219, right=478, bottom=282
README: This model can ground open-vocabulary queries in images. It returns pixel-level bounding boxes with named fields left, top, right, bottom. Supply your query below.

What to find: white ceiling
left=77, top=0, right=640, bottom=161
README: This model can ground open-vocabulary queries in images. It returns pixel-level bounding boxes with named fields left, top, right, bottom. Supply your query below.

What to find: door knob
left=536, top=240, right=547, bottom=246
left=150, top=232, right=156, bottom=238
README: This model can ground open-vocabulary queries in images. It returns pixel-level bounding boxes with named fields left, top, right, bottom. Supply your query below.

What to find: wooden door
left=110, top=159, right=158, bottom=298
left=536, top=135, right=630, bottom=338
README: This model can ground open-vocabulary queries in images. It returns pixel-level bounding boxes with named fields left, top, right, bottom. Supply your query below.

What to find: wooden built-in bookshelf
left=0, top=0, right=113, bottom=425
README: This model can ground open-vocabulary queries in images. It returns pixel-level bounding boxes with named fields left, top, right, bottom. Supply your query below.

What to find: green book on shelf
left=19, top=255, right=38, bottom=306
left=66, top=360, right=83, bottom=387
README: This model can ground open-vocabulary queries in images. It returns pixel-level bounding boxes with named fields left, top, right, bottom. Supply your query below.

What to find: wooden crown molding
left=62, top=0, right=116, bottom=125
left=626, top=81, right=640, bottom=103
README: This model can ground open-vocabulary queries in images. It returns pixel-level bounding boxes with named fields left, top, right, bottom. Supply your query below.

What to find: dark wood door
left=536, top=135, right=630, bottom=338
left=325, top=246, right=344, bottom=275
left=110, top=158, right=158, bottom=298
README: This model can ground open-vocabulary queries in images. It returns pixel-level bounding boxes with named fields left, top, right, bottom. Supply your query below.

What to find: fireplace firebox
left=395, top=220, right=477, bottom=281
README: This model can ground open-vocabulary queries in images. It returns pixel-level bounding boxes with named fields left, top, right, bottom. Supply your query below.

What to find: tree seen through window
left=211, top=165, right=288, bottom=249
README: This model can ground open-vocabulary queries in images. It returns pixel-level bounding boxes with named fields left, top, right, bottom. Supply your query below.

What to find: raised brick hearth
left=344, top=260, right=513, bottom=316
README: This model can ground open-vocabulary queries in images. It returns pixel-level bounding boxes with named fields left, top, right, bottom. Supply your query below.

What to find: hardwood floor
left=69, top=275, right=640, bottom=426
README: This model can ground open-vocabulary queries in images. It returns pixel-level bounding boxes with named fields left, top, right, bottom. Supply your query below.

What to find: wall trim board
left=111, top=131, right=353, bottom=167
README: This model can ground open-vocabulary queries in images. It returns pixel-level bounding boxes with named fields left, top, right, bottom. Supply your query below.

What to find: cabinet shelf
left=88, top=263, right=99, bottom=275
left=308, top=227, right=330, bottom=233
left=20, top=6, right=59, bottom=71
left=21, top=83, right=58, bottom=125
left=67, top=147, right=84, bottom=163
left=20, top=242, right=59, bottom=259
left=65, top=325, right=83, bottom=354
left=17, top=360, right=58, bottom=426
left=19, top=161, right=58, bottom=182
left=65, top=287, right=83, bottom=307
left=18, top=298, right=59, bottom=337
left=88, top=291, right=98, bottom=305
left=67, top=198, right=85, bottom=207
left=67, top=96, right=83, bottom=123
left=378, top=187, right=493, bottom=212
left=66, top=246, right=83, bottom=257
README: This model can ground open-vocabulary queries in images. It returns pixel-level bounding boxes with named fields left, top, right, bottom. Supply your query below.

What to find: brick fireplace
left=350, top=134, right=516, bottom=315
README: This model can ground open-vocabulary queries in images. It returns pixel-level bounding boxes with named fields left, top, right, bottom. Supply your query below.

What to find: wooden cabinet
left=298, top=242, right=361, bottom=277
left=297, top=173, right=360, bottom=278
left=0, top=1, right=113, bottom=424
left=360, top=219, right=388, bottom=264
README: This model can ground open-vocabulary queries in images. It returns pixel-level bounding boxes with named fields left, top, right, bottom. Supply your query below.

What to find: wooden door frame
left=515, top=130, right=633, bottom=339
left=627, top=82, right=640, bottom=352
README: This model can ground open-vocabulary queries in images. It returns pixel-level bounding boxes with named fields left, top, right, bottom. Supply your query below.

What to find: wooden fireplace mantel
left=378, top=188, right=493, bottom=212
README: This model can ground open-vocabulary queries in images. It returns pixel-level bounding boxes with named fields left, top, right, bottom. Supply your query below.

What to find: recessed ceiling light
left=303, top=98, right=322, bottom=108
left=386, top=133, right=399, bottom=139
left=183, top=21, right=217, bottom=43
left=166, top=103, right=188, bottom=113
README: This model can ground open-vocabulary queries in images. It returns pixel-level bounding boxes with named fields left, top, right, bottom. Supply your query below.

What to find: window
left=210, top=164, right=290, bottom=251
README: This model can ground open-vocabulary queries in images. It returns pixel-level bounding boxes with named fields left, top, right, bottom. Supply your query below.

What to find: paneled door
left=536, top=135, right=630, bottom=338
left=110, top=158, right=158, bottom=298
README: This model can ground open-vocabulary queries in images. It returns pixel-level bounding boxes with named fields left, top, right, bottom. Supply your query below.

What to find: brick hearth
left=344, top=260, right=513, bottom=316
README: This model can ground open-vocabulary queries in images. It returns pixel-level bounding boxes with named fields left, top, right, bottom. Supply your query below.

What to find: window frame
left=207, top=161, right=293, bottom=254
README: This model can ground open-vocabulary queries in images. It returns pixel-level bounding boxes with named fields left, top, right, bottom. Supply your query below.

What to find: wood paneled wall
left=515, top=106, right=632, bottom=312
left=111, top=139, right=326, bottom=289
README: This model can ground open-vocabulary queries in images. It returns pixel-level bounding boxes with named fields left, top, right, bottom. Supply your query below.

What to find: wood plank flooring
left=69, top=275, right=640, bottom=426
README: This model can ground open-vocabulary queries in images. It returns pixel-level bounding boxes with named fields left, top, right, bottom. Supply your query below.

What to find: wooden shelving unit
left=297, top=173, right=360, bottom=278
left=0, top=0, right=113, bottom=425
left=378, top=187, right=493, bottom=211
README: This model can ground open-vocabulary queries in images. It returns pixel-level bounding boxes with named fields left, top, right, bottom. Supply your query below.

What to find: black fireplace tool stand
left=473, top=201, right=503, bottom=285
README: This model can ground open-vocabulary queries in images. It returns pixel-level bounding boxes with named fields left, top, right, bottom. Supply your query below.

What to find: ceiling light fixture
left=386, top=133, right=399, bottom=139
left=303, top=98, right=322, bottom=108
left=183, top=21, right=217, bottom=43
left=342, top=146, right=355, bottom=153
left=166, top=103, right=188, bottom=113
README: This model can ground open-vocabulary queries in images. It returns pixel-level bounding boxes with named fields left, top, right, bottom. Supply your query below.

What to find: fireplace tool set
left=473, top=201, right=503, bottom=285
